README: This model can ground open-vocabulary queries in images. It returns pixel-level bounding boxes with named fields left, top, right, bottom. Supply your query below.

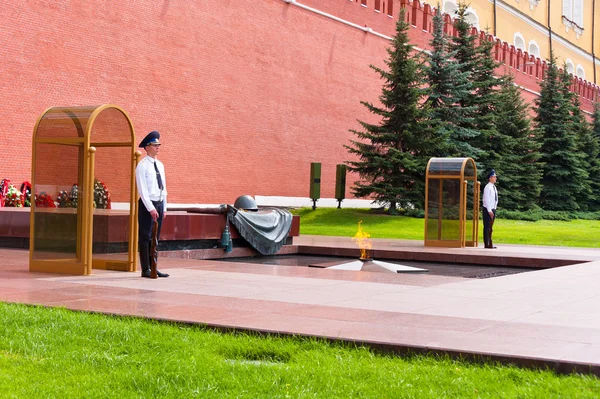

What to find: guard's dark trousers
left=138, top=199, right=164, bottom=276
left=482, top=208, right=496, bottom=248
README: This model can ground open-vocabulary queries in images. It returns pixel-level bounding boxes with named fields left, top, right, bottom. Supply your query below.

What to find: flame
left=352, top=220, right=372, bottom=260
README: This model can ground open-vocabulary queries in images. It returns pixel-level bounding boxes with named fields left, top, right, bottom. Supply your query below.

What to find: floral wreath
left=20, top=181, right=32, bottom=207
left=4, top=183, right=23, bottom=207
left=94, top=179, right=111, bottom=209
left=35, top=191, right=56, bottom=208
left=57, top=186, right=75, bottom=208
left=0, top=179, right=10, bottom=207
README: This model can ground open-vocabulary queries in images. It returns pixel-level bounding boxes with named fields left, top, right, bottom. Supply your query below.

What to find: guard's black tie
left=154, top=161, right=163, bottom=190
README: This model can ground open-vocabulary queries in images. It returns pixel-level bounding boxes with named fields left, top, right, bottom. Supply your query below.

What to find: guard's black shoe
left=157, top=270, right=169, bottom=278
left=141, top=270, right=152, bottom=278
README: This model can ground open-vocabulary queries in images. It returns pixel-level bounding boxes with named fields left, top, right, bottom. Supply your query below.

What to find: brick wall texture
left=0, top=0, right=595, bottom=204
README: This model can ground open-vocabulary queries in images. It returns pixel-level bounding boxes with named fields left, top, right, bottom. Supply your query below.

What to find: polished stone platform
left=1, top=236, right=599, bottom=376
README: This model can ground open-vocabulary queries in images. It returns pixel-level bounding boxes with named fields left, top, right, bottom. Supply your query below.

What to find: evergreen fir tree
left=589, top=104, right=600, bottom=211
left=494, top=76, right=542, bottom=211
left=345, top=9, right=441, bottom=213
left=449, top=3, right=503, bottom=174
left=534, top=52, right=586, bottom=211
left=565, top=82, right=595, bottom=211
left=449, top=3, right=478, bottom=86
left=446, top=3, right=481, bottom=159
left=471, top=30, right=503, bottom=172
left=424, top=4, right=478, bottom=157
left=557, top=66, right=591, bottom=210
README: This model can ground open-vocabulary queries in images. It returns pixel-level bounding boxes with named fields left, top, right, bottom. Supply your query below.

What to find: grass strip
left=0, top=303, right=598, bottom=398
left=293, top=208, right=600, bottom=247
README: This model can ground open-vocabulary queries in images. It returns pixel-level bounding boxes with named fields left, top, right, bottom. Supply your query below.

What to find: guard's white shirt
left=135, top=156, right=168, bottom=212
left=482, top=182, right=498, bottom=213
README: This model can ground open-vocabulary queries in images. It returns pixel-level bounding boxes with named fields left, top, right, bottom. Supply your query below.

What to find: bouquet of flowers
left=0, top=178, right=10, bottom=207
left=57, top=190, right=72, bottom=208
left=93, top=179, right=111, bottom=209
left=20, top=181, right=32, bottom=207
left=4, top=184, right=23, bottom=207
left=35, top=191, right=56, bottom=208
left=70, top=184, right=78, bottom=208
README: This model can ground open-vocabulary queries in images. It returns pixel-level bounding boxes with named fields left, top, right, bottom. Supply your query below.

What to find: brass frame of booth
left=424, top=157, right=480, bottom=248
left=29, top=105, right=140, bottom=275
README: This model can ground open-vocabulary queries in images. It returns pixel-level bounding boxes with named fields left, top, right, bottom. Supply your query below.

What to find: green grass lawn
left=1, top=303, right=598, bottom=398
left=293, top=208, right=600, bottom=247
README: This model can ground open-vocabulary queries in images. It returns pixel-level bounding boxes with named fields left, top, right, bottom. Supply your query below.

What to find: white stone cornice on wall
left=562, top=16, right=584, bottom=38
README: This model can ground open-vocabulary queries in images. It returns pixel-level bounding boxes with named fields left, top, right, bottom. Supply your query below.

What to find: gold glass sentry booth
left=29, top=105, right=139, bottom=275
left=424, top=157, right=480, bottom=248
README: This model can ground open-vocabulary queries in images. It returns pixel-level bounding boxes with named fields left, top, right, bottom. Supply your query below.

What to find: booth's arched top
left=33, top=104, right=135, bottom=145
left=427, top=157, right=477, bottom=179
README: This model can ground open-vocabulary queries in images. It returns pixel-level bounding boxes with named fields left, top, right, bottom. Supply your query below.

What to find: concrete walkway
left=1, top=237, right=599, bottom=375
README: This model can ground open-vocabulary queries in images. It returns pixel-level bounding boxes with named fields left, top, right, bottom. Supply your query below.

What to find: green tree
left=449, top=3, right=504, bottom=174
left=424, top=4, right=477, bottom=157
left=568, top=92, right=595, bottom=211
left=534, top=52, right=587, bottom=211
left=557, top=66, right=591, bottom=210
left=494, top=75, right=542, bottom=211
left=589, top=104, right=600, bottom=210
left=447, top=2, right=481, bottom=159
left=471, top=29, right=503, bottom=173
left=345, top=9, right=441, bottom=213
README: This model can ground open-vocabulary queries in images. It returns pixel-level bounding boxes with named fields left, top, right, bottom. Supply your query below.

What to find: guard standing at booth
left=482, top=169, right=498, bottom=249
left=136, top=130, right=169, bottom=278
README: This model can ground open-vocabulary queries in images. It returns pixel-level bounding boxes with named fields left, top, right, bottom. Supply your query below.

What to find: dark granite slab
left=0, top=208, right=300, bottom=251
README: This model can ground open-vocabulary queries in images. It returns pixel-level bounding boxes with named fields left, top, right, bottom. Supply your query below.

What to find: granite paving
left=1, top=236, right=599, bottom=375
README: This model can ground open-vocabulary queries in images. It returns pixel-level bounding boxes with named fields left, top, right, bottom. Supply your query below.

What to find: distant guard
left=482, top=169, right=498, bottom=249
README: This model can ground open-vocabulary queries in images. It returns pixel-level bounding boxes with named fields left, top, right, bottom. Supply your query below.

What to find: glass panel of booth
left=463, top=158, right=476, bottom=178
left=89, top=145, right=132, bottom=270
left=36, top=106, right=97, bottom=139
left=427, top=157, right=466, bottom=176
left=32, top=142, right=84, bottom=262
left=440, top=178, right=461, bottom=241
left=464, top=179, right=476, bottom=244
left=426, top=177, right=461, bottom=241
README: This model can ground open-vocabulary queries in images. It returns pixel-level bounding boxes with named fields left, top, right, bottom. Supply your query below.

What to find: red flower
left=35, top=191, right=56, bottom=208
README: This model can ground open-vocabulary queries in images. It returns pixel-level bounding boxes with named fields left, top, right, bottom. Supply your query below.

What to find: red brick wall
left=0, top=0, right=596, bottom=205
left=1, top=0, right=388, bottom=204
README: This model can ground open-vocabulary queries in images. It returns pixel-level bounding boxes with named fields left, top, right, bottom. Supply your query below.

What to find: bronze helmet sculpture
left=233, top=195, right=258, bottom=211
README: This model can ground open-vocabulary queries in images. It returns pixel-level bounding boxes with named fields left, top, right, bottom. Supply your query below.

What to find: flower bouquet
left=70, top=184, right=79, bottom=208
left=0, top=178, right=10, bottom=207
left=20, top=181, right=32, bottom=207
left=4, top=184, right=23, bottom=207
left=35, top=191, right=56, bottom=208
left=56, top=190, right=72, bottom=208
left=93, top=179, right=111, bottom=209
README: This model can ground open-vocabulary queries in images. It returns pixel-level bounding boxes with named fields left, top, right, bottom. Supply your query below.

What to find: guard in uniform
left=482, top=169, right=498, bottom=249
left=135, top=130, right=169, bottom=278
